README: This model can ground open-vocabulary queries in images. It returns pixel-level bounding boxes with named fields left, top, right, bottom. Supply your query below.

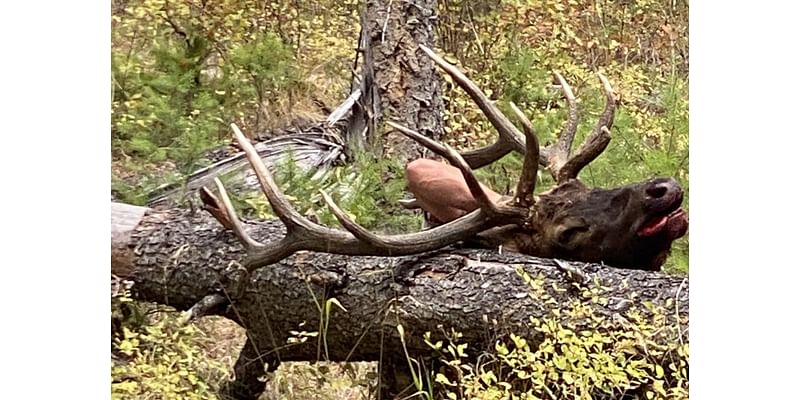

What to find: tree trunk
left=112, top=202, right=689, bottom=399
left=365, top=0, right=445, bottom=164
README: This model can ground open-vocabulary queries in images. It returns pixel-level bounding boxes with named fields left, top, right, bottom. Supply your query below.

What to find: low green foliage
left=111, top=29, right=301, bottom=170
left=236, top=151, right=423, bottom=234
left=112, top=0, right=308, bottom=196
left=227, top=33, right=304, bottom=111
left=111, top=292, right=231, bottom=400
left=113, top=35, right=225, bottom=172
left=423, top=268, right=689, bottom=399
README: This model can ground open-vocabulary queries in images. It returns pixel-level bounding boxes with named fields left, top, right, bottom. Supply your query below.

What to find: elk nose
left=645, top=178, right=679, bottom=200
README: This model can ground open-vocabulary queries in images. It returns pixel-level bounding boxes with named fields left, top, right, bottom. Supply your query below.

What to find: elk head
left=400, top=45, right=687, bottom=271
left=199, top=44, right=688, bottom=274
left=506, top=178, right=688, bottom=271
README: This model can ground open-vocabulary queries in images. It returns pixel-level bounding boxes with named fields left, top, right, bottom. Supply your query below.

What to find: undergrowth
left=111, top=289, right=376, bottom=400
left=412, top=267, right=689, bottom=400
left=234, top=151, right=423, bottom=234
left=111, top=0, right=358, bottom=203
left=111, top=288, right=232, bottom=399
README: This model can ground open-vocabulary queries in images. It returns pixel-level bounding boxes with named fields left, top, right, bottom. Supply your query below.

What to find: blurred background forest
left=111, top=0, right=688, bottom=398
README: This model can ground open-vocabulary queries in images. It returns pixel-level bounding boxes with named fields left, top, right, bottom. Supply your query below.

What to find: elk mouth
left=637, top=193, right=688, bottom=239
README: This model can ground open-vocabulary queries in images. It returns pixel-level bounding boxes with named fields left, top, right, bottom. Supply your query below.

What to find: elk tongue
left=638, top=209, right=687, bottom=237
left=638, top=215, right=668, bottom=237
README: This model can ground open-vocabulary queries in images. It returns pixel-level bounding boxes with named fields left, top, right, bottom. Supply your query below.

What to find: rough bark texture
left=112, top=202, right=689, bottom=399
left=365, top=0, right=445, bottom=164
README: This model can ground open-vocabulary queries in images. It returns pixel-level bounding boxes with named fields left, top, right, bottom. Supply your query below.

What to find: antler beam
left=201, top=123, right=530, bottom=271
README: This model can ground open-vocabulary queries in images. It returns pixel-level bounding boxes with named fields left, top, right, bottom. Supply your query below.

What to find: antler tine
left=319, top=190, right=494, bottom=253
left=230, top=123, right=321, bottom=233
left=459, top=139, right=517, bottom=170
left=319, top=191, right=499, bottom=254
left=418, top=44, right=526, bottom=169
left=553, top=73, right=617, bottom=183
left=595, top=73, right=618, bottom=133
left=539, top=71, right=579, bottom=180
left=553, top=71, right=580, bottom=161
left=199, top=186, right=235, bottom=231
left=212, top=177, right=264, bottom=251
left=508, top=102, right=540, bottom=209
left=319, top=190, right=384, bottom=245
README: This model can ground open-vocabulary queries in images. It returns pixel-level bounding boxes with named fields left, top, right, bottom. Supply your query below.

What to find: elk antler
left=537, top=72, right=617, bottom=184
left=418, top=44, right=619, bottom=184
left=200, top=123, right=532, bottom=272
left=201, top=47, right=620, bottom=271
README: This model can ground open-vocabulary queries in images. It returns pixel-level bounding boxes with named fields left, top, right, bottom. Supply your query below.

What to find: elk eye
left=558, top=225, right=588, bottom=244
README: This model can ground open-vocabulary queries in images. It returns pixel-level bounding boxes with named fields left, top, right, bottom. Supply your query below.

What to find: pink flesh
left=638, top=209, right=687, bottom=237
left=639, top=215, right=669, bottom=236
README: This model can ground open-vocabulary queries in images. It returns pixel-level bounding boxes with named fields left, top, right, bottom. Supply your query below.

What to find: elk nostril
left=646, top=184, right=668, bottom=199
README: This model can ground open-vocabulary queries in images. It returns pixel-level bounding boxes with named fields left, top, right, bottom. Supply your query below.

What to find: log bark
left=111, top=202, right=689, bottom=399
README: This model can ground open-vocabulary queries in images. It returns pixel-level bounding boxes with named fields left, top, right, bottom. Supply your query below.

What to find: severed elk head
left=200, top=44, right=688, bottom=273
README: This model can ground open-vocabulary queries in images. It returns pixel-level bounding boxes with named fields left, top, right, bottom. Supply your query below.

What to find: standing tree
left=364, top=0, right=445, bottom=163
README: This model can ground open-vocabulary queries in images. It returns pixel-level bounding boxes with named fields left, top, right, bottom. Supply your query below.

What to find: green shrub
left=235, top=150, right=422, bottom=234
left=111, top=291, right=231, bottom=400
left=425, top=267, right=689, bottom=399
left=112, top=0, right=304, bottom=197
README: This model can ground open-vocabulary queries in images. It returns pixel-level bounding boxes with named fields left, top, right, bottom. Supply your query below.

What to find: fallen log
left=111, top=201, right=688, bottom=399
